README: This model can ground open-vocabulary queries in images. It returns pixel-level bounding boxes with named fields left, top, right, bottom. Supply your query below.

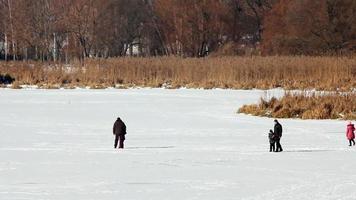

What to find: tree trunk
left=4, top=34, right=8, bottom=61
left=65, top=34, right=69, bottom=64
left=53, top=33, right=57, bottom=62
left=35, top=46, right=38, bottom=60
left=7, top=0, right=16, bottom=61
left=129, top=44, right=133, bottom=56
left=24, top=47, right=28, bottom=61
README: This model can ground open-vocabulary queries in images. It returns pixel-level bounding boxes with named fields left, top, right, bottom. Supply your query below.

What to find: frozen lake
left=0, top=88, right=354, bottom=200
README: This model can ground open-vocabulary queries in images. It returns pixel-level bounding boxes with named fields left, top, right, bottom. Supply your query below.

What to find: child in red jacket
left=346, top=122, right=355, bottom=146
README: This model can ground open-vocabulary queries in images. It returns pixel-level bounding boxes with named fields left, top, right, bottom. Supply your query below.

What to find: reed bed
left=0, top=56, right=355, bottom=90
left=238, top=92, right=356, bottom=120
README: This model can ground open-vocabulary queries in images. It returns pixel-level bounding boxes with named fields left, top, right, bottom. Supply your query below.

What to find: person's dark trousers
left=270, top=143, right=275, bottom=152
left=114, top=135, right=125, bottom=149
left=349, top=139, right=355, bottom=146
left=275, top=138, right=283, bottom=152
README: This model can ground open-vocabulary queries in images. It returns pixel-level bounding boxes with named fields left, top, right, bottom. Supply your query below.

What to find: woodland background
left=0, top=0, right=355, bottom=62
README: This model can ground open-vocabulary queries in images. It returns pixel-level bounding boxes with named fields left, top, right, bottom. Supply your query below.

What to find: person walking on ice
left=268, top=129, right=276, bottom=152
left=346, top=121, right=355, bottom=146
left=274, top=119, right=283, bottom=152
left=113, top=117, right=127, bottom=149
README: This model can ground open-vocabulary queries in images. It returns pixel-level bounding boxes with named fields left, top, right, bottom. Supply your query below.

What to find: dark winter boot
left=119, top=139, right=124, bottom=149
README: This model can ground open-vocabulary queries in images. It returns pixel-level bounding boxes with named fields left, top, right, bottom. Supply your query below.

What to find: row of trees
left=263, top=0, right=356, bottom=55
left=0, top=0, right=355, bottom=62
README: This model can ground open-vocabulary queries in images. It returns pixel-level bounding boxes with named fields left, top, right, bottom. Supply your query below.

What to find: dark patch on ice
left=283, top=149, right=334, bottom=153
left=126, top=146, right=175, bottom=149
left=126, top=182, right=164, bottom=185
left=22, top=182, right=42, bottom=185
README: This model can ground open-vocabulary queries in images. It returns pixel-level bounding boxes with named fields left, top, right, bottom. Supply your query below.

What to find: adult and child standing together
left=268, top=119, right=283, bottom=152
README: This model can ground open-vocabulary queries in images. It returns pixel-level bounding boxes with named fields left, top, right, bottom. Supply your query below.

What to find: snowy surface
left=0, top=88, right=354, bottom=200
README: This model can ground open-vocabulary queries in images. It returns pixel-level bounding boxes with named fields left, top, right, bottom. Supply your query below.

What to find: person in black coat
left=274, top=119, right=283, bottom=152
left=113, top=117, right=127, bottom=149
left=268, top=129, right=276, bottom=152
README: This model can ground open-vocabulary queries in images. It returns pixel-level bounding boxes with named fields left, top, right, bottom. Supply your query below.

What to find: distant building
left=125, top=41, right=140, bottom=56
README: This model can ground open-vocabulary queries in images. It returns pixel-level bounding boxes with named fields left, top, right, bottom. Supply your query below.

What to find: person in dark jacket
left=274, top=119, right=283, bottom=152
left=268, top=129, right=276, bottom=152
left=113, top=117, right=127, bottom=149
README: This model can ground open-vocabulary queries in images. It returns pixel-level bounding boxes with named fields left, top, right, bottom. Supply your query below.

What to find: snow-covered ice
left=0, top=88, right=354, bottom=200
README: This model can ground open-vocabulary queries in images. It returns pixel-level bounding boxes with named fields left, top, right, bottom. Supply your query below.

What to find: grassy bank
left=0, top=56, right=355, bottom=90
left=238, top=92, right=356, bottom=120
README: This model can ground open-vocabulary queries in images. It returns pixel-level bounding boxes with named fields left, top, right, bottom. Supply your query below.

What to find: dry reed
left=0, top=56, right=355, bottom=90
left=238, top=92, right=356, bottom=120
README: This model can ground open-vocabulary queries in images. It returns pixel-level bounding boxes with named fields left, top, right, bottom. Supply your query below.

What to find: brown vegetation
left=238, top=92, right=356, bottom=120
left=0, top=56, right=355, bottom=91
left=1, top=0, right=355, bottom=61
left=262, top=0, right=356, bottom=55
left=0, top=0, right=273, bottom=61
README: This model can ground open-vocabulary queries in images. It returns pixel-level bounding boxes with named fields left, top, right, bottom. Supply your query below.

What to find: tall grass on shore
left=0, top=56, right=355, bottom=90
left=238, top=92, right=356, bottom=120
